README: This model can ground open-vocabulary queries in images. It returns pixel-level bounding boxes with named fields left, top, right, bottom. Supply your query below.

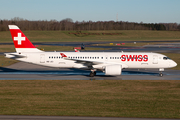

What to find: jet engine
left=104, top=65, right=122, bottom=75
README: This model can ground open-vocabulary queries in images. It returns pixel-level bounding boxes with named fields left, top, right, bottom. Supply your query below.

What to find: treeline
left=0, top=17, right=180, bottom=31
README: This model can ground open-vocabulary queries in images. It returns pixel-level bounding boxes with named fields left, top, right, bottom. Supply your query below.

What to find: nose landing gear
left=159, top=68, right=164, bottom=77
left=159, top=72, right=163, bottom=77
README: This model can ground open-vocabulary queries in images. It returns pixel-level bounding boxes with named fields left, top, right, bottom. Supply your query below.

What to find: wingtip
left=8, top=25, right=19, bottom=29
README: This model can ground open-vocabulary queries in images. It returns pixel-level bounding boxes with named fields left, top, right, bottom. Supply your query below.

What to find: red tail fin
left=9, top=25, right=35, bottom=48
left=8, top=25, right=42, bottom=52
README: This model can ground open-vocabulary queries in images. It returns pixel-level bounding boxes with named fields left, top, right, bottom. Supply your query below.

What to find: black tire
left=94, top=71, right=96, bottom=76
left=159, top=73, right=163, bottom=77
left=89, top=72, right=95, bottom=77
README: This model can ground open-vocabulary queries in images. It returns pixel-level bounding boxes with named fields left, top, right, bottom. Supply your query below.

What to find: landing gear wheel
left=159, top=73, right=163, bottom=77
left=159, top=68, right=164, bottom=77
left=94, top=71, right=96, bottom=76
left=90, top=72, right=95, bottom=77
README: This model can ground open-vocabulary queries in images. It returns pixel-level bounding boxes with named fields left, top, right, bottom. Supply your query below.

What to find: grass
left=0, top=45, right=15, bottom=52
left=1, top=30, right=180, bottom=43
left=36, top=45, right=107, bottom=51
left=0, top=55, right=18, bottom=67
left=0, top=80, right=180, bottom=118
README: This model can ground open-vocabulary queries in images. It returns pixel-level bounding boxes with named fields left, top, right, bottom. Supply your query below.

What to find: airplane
left=5, top=25, right=177, bottom=77
left=74, top=43, right=85, bottom=52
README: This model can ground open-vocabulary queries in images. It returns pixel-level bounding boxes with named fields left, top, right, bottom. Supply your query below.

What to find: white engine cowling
left=104, top=65, right=122, bottom=75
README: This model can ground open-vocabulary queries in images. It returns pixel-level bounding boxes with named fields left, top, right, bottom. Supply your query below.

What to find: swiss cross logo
left=14, top=33, right=25, bottom=45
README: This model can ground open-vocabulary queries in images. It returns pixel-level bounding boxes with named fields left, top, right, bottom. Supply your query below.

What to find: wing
left=60, top=53, right=128, bottom=69
left=60, top=53, right=103, bottom=67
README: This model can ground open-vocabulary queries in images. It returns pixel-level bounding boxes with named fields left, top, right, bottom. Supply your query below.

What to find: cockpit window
left=163, top=57, right=171, bottom=60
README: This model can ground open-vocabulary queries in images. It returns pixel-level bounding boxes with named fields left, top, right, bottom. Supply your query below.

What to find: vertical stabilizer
left=8, top=25, right=43, bottom=53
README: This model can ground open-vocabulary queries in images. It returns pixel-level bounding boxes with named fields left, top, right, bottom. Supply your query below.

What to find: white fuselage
left=5, top=51, right=177, bottom=70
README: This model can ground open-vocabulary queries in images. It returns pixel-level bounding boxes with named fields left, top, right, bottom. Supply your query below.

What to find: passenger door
left=153, top=55, right=158, bottom=64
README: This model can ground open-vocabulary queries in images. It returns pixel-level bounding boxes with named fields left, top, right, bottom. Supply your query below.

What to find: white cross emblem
left=14, top=33, right=25, bottom=45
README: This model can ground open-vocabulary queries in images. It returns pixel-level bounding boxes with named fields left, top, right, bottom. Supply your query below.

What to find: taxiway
left=0, top=62, right=179, bottom=80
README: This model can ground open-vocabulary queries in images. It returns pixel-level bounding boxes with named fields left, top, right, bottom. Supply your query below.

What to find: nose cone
left=170, top=60, right=177, bottom=67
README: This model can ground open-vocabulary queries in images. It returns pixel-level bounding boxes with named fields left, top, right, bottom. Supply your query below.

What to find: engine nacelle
left=104, top=65, right=122, bottom=75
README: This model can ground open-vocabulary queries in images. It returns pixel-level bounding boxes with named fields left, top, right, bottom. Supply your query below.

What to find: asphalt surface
left=0, top=61, right=180, bottom=80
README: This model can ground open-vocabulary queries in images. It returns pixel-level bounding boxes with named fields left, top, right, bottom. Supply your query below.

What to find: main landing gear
left=159, top=68, right=164, bottom=77
left=89, top=70, right=96, bottom=77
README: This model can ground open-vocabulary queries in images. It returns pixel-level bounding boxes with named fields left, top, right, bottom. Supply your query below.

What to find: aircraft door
left=153, top=55, right=158, bottom=64
left=40, top=54, right=45, bottom=63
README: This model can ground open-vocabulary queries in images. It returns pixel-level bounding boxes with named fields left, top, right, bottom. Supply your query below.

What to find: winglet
left=60, top=53, right=67, bottom=57
left=74, top=49, right=80, bottom=52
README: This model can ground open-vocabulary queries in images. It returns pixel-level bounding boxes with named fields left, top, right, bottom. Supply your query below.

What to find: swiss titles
left=121, top=55, right=148, bottom=62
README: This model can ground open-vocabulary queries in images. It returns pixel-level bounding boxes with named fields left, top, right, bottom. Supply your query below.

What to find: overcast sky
left=1, top=0, right=180, bottom=23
